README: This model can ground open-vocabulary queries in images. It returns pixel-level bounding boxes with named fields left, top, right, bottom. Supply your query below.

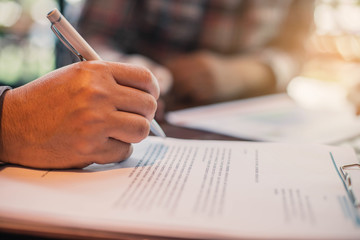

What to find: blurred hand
left=0, top=61, right=159, bottom=169
left=165, top=51, right=220, bottom=104
left=165, top=51, right=276, bottom=105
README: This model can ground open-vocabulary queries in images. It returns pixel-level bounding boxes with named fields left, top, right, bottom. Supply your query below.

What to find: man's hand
left=165, top=51, right=220, bottom=104
left=89, top=41, right=173, bottom=96
left=0, top=61, right=160, bottom=169
left=123, top=54, right=173, bottom=95
left=165, top=51, right=276, bottom=105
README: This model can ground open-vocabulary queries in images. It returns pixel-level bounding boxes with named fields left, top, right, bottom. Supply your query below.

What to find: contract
left=0, top=137, right=359, bottom=239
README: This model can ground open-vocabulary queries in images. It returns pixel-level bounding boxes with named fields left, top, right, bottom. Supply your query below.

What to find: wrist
left=236, top=58, right=276, bottom=95
left=0, top=88, right=28, bottom=165
left=0, top=87, right=12, bottom=163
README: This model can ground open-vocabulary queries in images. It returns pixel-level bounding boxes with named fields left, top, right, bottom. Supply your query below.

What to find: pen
left=47, top=8, right=166, bottom=138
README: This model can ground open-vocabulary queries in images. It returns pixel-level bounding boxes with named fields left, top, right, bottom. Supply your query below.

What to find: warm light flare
left=0, top=1, right=22, bottom=27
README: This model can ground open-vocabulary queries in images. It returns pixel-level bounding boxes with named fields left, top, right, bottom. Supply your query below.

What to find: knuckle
left=77, top=109, right=105, bottom=126
left=118, top=143, right=133, bottom=160
left=78, top=82, right=109, bottom=105
left=73, top=140, right=95, bottom=155
left=139, top=67, right=153, bottom=85
left=70, top=111, right=105, bottom=148
left=84, top=60, right=108, bottom=70
left=143, top=94, right=157, bottom=115
left=138, top=65, right=152, bottom=77
left=71, top=63, right=110, bottom=103
left=84, top=85, right=107, bottom=102
left=138, top=67, right=160, bottom=97
left=132, top=118, right=150, bottom=143
left=149, top=96, right=157, bottom=112
left=126, top=64, right=159, bottom=99
left=73, top=60, right=107, bottom=76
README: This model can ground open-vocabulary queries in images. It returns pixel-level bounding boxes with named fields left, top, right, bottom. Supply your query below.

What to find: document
left=166, top=94, right=360, bottom=144
left=0, top=137, right=359, bottom=239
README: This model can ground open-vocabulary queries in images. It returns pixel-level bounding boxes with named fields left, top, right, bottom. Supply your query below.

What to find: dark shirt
left=78, top=0, right=314, bottom=89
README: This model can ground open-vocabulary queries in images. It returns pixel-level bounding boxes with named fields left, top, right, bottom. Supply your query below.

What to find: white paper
left=166, top=94, right=360, bottom=144
left=0, top=137, right=359, bottom=239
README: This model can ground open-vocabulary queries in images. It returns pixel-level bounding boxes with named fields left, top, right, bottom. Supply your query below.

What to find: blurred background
left=287, top=0, right=360, bottom=111
left=0, top=0, right=82, bottom=88
left=306, top=0, right=360, bottom=79
left=1, top=0, right=360, bottom=103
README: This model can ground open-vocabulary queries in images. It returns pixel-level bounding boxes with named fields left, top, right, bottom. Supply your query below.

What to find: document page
left=0, top=137, right=359, bottom=239
left=166, top=94, right=360, bottom=144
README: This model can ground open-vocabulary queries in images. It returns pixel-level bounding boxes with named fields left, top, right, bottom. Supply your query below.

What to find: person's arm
left=165, top=51, right=276, bottom=105
left=165, top=0, right=314, bottom=106
left=0, top=61, right=159, bottom=169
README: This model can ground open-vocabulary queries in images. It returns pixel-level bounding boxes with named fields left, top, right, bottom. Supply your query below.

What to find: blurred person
left=0, top=60, right=160, bottom=169
left=77, top=0, right=314, bottom=109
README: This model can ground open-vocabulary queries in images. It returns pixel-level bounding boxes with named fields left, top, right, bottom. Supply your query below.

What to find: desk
left=0, top=122, right=241, bottom=240
left=161, top=122, right=240, bottom=141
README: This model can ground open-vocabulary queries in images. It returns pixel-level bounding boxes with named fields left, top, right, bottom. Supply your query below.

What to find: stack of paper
left=166, top=94, right=360, bottom=144
left=0, top=137, right=359, bottom=239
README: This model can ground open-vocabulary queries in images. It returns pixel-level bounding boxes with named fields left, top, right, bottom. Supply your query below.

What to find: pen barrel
left=47, top=9, right=101, bottom=61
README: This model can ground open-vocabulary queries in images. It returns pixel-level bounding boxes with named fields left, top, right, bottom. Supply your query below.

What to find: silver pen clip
left=50, top=17, right=85, bottom=61
left=340, top=163, right=360, bottom=209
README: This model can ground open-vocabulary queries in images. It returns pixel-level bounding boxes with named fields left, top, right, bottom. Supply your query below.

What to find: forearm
left=165, top=51, right=277, bottom=105
left=216, top=55, right=277, bottom=99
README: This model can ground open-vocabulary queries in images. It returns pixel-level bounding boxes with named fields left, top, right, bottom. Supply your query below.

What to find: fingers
left=78, top=111, right=150, bottom=168
left=111, top=85, right=157, bottom=121
left=69, top=61, right=158, bottom=167
left=123, top=55, right=173, bottom=95
left=67, top=137, right=134, bottom=168
left=108, top=62, right=160, bottom=99
left=106, top=111, right=150, bottom=143
left=72, top=138, right=133, bottom=167
left=92, top=138, right=133, bottom=165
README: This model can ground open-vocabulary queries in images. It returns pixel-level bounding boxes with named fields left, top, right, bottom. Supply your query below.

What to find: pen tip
left=150, top=120, right=167, bottom=138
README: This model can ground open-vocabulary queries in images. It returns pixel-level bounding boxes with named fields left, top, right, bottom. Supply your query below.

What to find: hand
left=120, top=55, right=172, bottom=121
left=0, top=61, right=159, bottom=169
left=91, top=43, right=173, bottom=96
left=165, top=51, right=276, bottom=105
left=165, top=51, right=219, bottom=104
left=123, top=55, right=173, bottom=95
